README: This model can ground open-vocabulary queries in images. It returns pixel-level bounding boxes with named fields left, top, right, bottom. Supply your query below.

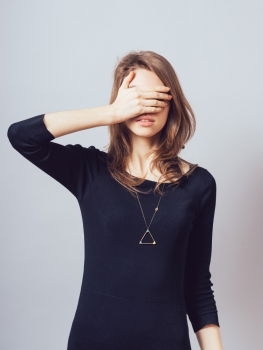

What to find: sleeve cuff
left=28, top=114, right=55, bottom=143
left=190, top=312, right=220, bottom=333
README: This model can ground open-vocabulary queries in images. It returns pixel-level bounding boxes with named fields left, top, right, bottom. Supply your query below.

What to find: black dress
left=7, top=114, right=220, bottom=350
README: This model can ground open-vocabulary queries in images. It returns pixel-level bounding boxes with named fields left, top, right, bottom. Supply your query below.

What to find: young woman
left=7, top=50, right=223, bottom=350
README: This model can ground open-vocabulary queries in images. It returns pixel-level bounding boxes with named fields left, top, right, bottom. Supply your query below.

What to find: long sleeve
left=184, top=173, right=220, bottom=333
left=7, top=113, right=100, bottom=201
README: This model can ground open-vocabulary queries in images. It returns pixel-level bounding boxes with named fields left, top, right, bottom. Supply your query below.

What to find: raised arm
left=7, top=72, right=173, bottom=201
left=7, top=105, right=114, bottom=201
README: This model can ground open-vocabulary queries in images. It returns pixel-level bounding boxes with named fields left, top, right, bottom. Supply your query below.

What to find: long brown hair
left=104, top=50, right=198, bottom=197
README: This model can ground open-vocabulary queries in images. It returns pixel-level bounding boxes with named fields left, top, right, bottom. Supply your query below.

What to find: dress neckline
left=101, top=150, right=199, bottom=188
left=126, top=164, right=200, bottom=188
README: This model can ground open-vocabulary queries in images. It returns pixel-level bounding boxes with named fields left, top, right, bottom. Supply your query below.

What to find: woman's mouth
left=136, top=119, right=154, bottom=126
left=135, top=115, right=155, bottom=126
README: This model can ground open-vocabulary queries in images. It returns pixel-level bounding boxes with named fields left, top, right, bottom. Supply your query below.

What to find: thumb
left=120, top=71, right=135, bottom=89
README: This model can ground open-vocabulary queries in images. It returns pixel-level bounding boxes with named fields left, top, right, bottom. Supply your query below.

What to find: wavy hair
left=104, top=50, right=198, bottom=197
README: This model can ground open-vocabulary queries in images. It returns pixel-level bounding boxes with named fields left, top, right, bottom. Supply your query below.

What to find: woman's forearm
left=196, top=324, right=224, bottom=350
left=43, top=104, right=115, bottom=138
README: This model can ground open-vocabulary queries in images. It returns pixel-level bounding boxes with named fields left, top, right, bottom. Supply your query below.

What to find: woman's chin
left=128, top=125, right=160, bottom=138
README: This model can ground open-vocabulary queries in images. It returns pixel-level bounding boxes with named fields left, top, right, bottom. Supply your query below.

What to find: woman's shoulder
left=81, top=145, right=108, bottom=170
left=179, top=157, right=216, bottom=187
left=82, top=145, right=107, bottom=158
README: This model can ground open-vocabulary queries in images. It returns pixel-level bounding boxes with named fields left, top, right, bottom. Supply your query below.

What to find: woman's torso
left=67, top=150, right=203, bottom=350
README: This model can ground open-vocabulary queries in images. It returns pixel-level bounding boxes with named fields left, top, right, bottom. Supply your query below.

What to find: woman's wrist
left=43, top=104, right=116, bottom=138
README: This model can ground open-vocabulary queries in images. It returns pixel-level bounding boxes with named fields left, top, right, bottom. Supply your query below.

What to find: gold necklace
left=135, top=183, right=166, bottom=245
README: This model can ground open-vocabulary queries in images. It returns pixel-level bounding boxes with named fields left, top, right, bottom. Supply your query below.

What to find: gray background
left=1, top=1, right=263, bottom=349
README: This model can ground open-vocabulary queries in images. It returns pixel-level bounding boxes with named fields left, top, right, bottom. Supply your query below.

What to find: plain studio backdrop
left=1, top=1, right=262, bottom=349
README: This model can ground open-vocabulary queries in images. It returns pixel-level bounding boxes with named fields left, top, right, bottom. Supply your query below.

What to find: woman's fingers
left=141, top=90, right=173, bottom=101
left=141, top=106, right=164, bottom=114
left=134, top=85, right=172, bottom=102
left=111, top=78, right=172, bottom=123
left=141, top=99, right=170, bottom=108
left=120, top=71, right=135, bottom=89
left=146, top=85, right=170, bottom=92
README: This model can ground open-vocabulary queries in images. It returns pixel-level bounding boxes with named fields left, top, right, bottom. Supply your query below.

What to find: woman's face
left=123, top=68, right=170, bottom=138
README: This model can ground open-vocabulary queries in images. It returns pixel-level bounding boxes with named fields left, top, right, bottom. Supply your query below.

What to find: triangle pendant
left=139, top=229, right=157, bottom=245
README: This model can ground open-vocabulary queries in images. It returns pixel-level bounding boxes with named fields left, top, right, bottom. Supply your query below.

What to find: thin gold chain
left=135, top=183, right=166, bottom=230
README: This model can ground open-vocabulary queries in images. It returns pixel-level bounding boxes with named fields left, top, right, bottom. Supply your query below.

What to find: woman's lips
left=135, top=114, right=154, bottom=126
left=135, top=114, right=154, bottom=121
left=135, top=119, right=154, bottom=126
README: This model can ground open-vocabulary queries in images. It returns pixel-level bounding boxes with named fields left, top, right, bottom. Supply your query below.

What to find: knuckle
left=134, top=89, right=140, bottom=98
left=136, top=97, right=142, bottom=106
left=133, top=91, right=138, bottom=99
left=136, top=105, right=142, bottom=113
left=137, top=92, right=142, bottom=100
